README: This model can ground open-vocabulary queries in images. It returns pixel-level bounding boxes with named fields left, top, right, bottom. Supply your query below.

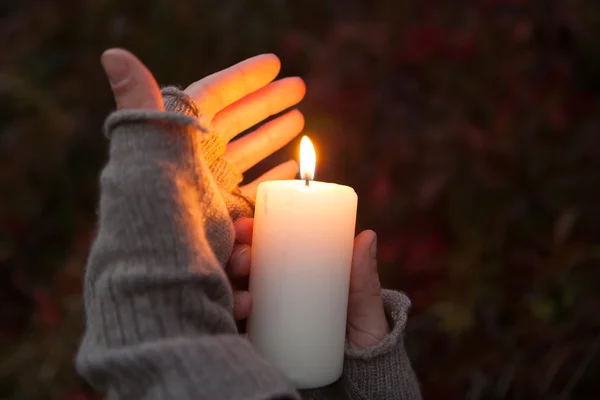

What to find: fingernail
left=369, top=233, right=378, bottom=263
left=232, top=244, right=251, bottom=270
left=101, top=51, right=130, bottom=86
left=237, top=245, right=250, bottom=265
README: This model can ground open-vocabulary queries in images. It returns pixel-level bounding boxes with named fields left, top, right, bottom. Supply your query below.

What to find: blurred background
left=1, top=0, right=600, bottom=398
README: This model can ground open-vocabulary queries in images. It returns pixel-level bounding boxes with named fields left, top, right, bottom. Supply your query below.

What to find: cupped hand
left=228, top=218, right=389, bottom=350
left=100, top=48, right=306, bottom=197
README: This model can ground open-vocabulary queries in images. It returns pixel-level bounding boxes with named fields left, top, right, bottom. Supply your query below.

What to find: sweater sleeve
left=75, top=107, right=300, bottom=399
left=301, top=290, right=421, bottom=400
left=162, top=87, right=254, bottom=221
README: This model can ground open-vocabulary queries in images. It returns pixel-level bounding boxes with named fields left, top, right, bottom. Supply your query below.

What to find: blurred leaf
left=528, top=296, right=554, bottom=323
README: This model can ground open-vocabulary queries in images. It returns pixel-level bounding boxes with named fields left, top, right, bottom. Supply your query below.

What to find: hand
left=229, top=218, right=389, bottom=350
left=100, top=48, right=306, bottom=197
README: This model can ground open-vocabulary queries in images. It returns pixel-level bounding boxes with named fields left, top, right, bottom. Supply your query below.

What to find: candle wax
left=248, top=180, right=358, bottom=389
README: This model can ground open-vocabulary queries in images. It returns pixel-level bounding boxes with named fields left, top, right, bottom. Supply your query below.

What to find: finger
left=213, top=77, right=306, bottom=142
left=233, top=290, right=252, bottom=320
left=185, top=54, right=281, bottom=118
left=349, top=230, right=381, bottom=296
left=227, top=244, right=251, bottom=278
left=234, top=218, right=254, bottom=245
left=240, top=160, right=299, bottom=200
left=224, top=110, right=304, bottom=172
left=100, top=48, right=164, bottom=111
left=346, top=230, right=388, bottom=349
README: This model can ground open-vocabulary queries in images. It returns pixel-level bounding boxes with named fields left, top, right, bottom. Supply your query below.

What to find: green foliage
left=1, top=0, right=599, bottom=398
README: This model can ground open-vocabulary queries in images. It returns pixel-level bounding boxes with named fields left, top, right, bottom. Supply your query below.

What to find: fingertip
left=234, top=218, right=254, bottom=244
left=276, top=159, right=300, bottom=180
left=100, top=48, right=130, bottom=87
left=283, top=159, right=299, bottom=175
left=289, top=109, right=305, bottom=129
left=274, top=77, right=306, bottom=106
left=228, top=244, right=251, bottom=277
left=291, top=76, right=307, bottom=97
left=269, top=109, right=304, bottom=138
left=101, top=47, right=131, bottom=61
left=283, top=76, right=306, bottom=92
left=263, top=53, right=281, bottom=72
left=356, top=230, right=377, bottom=249
left=101, top=47, right=128, bottom=60
left=233, top=291, right=252, bottom=320
left=100, top=47, right=163, bottom=111
left=350, top=230, right=382, bottom=296
left=248, top=53, right=281, bottom=78
left=353, top=230, right=378, bottom=272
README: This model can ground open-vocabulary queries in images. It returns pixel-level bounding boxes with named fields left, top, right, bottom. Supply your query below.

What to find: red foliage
left=399, top=230, right=448, bottom=276
left=401, top=26, right=447, bottom=65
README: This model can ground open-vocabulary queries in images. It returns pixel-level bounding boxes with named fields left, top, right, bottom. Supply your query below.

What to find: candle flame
left=300, top=136, right=316, bottom=181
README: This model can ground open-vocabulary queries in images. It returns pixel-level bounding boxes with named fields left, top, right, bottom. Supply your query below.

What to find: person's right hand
left=100, top=48, right=306, bottom=196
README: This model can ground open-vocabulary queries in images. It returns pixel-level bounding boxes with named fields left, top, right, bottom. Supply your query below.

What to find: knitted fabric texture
left=75, top=87, right=421, bottom=400
left=162, top=87, right=253, bottom=221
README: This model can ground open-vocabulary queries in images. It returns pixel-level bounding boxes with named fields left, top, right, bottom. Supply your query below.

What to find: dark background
left=1, top=0, right=600, bottom=399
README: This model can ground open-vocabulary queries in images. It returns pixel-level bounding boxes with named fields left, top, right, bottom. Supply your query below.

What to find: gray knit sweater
left=75, top=87, right=421, bottom=400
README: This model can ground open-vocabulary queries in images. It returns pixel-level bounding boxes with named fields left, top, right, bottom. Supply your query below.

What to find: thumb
left=101, top=48, right=164, bottom=111
left=347, top=230, right=388, bottom=349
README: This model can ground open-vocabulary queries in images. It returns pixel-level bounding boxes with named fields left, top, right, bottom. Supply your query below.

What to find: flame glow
left=300, top=136, right=316, bottom=181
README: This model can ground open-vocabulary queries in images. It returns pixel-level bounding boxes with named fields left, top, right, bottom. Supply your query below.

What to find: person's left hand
left=183, top=54, right=306, bottom=199
left=101, top=49, right=306, bottom=199
left=228, top=218, right=389, bottom=350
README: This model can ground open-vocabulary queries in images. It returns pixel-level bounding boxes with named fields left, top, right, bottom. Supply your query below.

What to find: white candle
left=248, top=136, right=358, bottom=389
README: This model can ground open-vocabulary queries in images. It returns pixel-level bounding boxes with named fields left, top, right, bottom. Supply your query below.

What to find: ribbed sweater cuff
left=160, top=87, right=243, bottom=189
left=160, top=86, right=254, bottom=220
left=341, top=290, right=422, bottom=399
left=344, top=289, right=410, bottom=359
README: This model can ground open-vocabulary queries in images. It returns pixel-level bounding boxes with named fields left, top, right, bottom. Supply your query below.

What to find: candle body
left=248, top=180, right=358, bottom=389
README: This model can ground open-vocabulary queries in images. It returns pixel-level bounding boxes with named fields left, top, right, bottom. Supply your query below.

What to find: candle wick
left=303, top=173, right=310, bottom=187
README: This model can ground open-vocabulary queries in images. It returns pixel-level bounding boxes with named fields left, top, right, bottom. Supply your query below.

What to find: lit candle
left=248, top=136, right=358, bottom=389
